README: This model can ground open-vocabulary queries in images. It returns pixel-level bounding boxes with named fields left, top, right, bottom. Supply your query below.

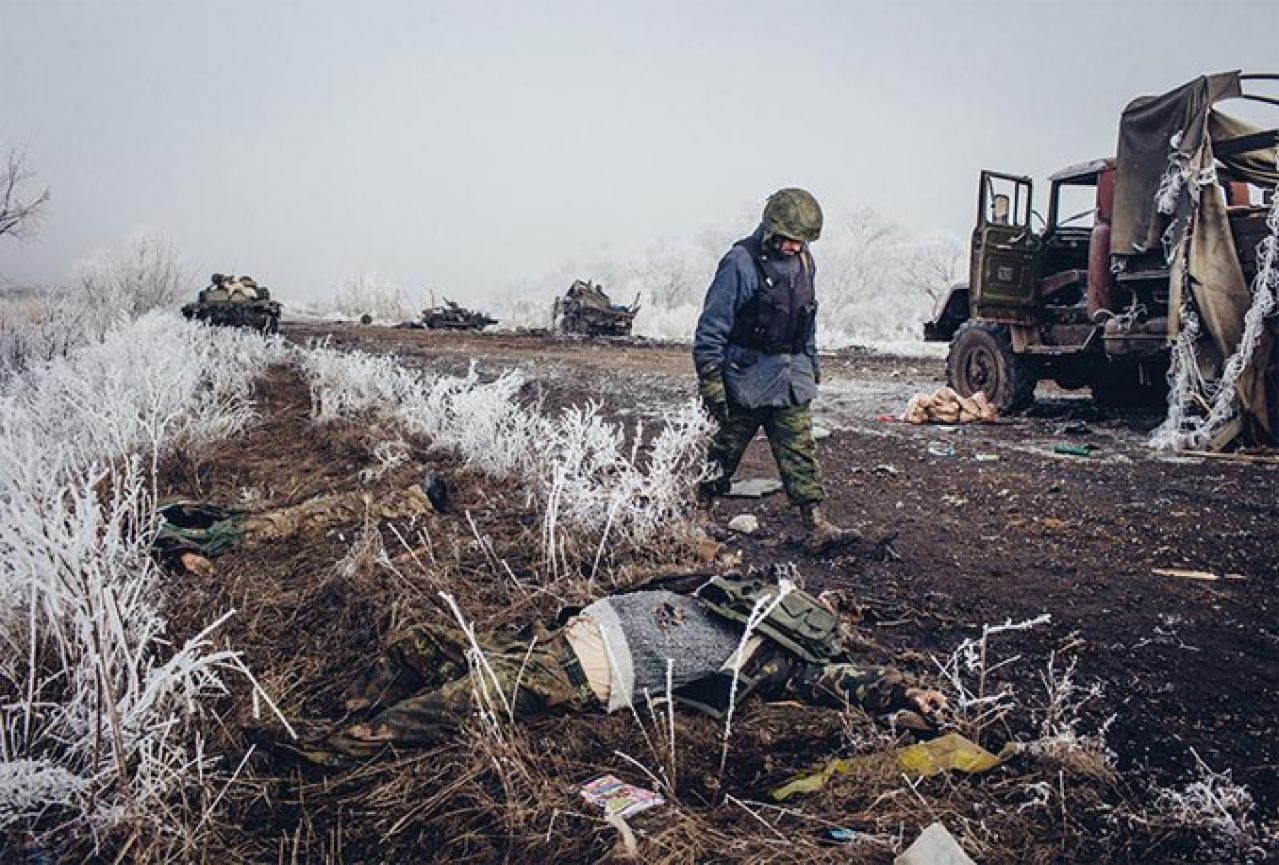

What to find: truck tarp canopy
left=1120, top=72, right=1279, bottom=449
left=1112, top=71, right=1279, bottom=255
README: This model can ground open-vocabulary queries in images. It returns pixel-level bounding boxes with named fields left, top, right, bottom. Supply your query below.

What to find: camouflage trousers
left=327, top=622, right=596, bottom=756
left=749, top=647, right=907, bottom=714
left=703, top=401, right=826, bottom=506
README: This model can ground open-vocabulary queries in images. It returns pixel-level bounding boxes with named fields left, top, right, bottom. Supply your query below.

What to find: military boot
left=799, top=504, right=858, bottom=554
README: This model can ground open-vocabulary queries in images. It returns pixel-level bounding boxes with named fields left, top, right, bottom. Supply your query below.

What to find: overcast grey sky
left=1, top=0, right=1275, bottom=303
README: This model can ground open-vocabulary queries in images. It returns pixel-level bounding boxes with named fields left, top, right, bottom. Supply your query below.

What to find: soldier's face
left=777, top=238, right=804, bottom=257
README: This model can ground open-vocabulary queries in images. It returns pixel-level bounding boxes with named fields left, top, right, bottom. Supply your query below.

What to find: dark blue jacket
left=693, top=228, right=819, bottom=409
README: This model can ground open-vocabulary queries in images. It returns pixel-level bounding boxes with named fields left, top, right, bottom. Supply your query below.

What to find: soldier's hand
left=905, top=687, right=947, bottom=717
left=697, top=367, right=729, bottom=424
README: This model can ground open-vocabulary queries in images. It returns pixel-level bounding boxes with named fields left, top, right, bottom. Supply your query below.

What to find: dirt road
left=283, top=322, right=1278, bottom=811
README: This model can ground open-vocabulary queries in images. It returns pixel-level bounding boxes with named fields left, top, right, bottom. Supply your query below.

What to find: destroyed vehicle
left=420, top=298, right=498, bottom=331
left=182, top=273, right=282, bottom=334
left=553, top=279, right=640, bottom=337
left=924, top=72, right=1278, bottom=446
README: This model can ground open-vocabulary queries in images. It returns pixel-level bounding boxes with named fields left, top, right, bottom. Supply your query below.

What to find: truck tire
left=946, top=320, right=1037, bottom=413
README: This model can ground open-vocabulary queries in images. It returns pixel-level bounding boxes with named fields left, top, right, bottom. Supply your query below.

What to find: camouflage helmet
left=762, top=188, right=823, bottom=242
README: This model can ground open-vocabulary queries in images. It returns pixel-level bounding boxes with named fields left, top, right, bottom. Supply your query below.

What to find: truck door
left=971, top=171, right=1040, bottom=322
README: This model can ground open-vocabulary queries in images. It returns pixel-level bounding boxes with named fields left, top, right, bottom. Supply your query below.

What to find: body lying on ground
left=309, top=576, right=945, bottom=760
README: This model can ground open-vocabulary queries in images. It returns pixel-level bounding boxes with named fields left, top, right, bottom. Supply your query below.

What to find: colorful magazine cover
left=579, top=775, right=664, bottom=818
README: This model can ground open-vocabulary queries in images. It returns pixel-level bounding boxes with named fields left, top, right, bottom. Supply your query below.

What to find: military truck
left=182, top=273, right=282, bottom=334
left=552, top=279, right=640, bottom=337
left=421, top=299, right=497, bottom=331
left=925, top=72, right=1277, bottom=415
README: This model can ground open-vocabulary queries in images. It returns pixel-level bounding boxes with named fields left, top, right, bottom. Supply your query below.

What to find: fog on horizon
left=1, top=0, right=1276, bottom=308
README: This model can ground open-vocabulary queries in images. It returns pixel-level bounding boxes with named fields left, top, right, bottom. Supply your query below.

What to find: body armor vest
left=694, top=576, right=843, bottom=664
left=727, top=235, right=816, bottom=355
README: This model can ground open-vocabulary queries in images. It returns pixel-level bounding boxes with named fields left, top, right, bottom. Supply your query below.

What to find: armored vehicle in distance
left=553, top=279, right=640, bottom=337
left=182, top=273, right=281, bottom=334
left=421, top=299, right=498, bottom=331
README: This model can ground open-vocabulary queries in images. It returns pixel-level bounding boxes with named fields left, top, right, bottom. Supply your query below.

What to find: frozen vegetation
left=298, top=343, right=714, bottom=553
left=0, top=312, right=289, bottom=848
left=310, top=207, right=962, bottom=352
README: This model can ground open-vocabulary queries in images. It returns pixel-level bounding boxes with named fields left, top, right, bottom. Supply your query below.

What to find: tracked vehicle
left=182, top=273, right=281, bottom=334
left=421, top=299, right=497, bottom=331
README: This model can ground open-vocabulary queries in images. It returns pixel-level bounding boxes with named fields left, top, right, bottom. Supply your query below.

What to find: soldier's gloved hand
left=697, top=365, right=729, bottom=424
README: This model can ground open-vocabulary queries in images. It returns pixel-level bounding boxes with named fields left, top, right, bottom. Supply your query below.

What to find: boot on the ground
left=799, top=504, right=859, bottom=554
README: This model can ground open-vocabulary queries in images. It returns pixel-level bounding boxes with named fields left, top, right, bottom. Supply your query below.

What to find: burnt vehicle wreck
left=925, top=72, right=1278, bottom=449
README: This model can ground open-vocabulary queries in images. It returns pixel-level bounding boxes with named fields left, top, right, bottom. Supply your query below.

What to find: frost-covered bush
left=72, top=228, right=193, bottom=320
left=0, top=287, right=119, bottom=380
left=329, top=273, right=422, bottom=322
left=298, top=345, right=712, bottom=548
left=1143, top=751, right=1276, bottom=863
left=0, top=313, right=287, bottom=842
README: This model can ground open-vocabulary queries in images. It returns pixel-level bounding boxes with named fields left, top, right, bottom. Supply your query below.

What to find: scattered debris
left=820, top=828, right=861, bottom=845
left=974, top=453, right=999, bottom=462
left=727, top=514, right=759, bottom=535
left=926, top=442, right=956, bottom=458
left=1057, top=421, right=1093, bottom=436
left=1053, top=444, right=1093, bottom=457
left=423, top=474, right=450, bottom=512
left=770, top=734, right=1006, bottom=801
left=813, top=424, right=832, bottom=441
left=1183, top=449, right=1279, bottom=465
left=725, top=478, right=784, bottom=498
left=873, top=463, right=900, bottom=475
left=903, top=387, right=998, bottom=425
left=579, top=775, right=663, bottom=818
left=1152, top=568, right=1247, bottom=582
left=897, top=733, right=1009, bottom=778
left=894, top=822, right=977, bottom=865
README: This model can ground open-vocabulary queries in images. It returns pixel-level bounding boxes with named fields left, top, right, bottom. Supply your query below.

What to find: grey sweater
left=582, top=590, right=745, bottom=712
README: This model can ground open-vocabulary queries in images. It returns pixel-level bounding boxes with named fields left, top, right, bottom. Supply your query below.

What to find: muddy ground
left=121, top=321, right=1278, bottom=864
left=282, top=322, right=1278, bottom=817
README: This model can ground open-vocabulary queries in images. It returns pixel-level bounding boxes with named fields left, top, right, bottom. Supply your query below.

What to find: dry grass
left=9, top=350, right=1275, bottom=864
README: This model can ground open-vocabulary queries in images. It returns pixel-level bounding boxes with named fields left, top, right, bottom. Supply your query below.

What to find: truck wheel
left=946, top=321, right=1037, bottom=413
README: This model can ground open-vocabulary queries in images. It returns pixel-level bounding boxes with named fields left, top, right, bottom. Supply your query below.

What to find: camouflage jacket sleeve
left=791, top=661, right=909, bottom=714
left=692, top=248, right=755, bottom=375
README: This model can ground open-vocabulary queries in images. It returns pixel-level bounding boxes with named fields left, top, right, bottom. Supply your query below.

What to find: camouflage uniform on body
left=318, top=582, right=912, bottom=758
left=750, top=649, right=906, bottom=714
left=329, top=622, right=594, bottom=756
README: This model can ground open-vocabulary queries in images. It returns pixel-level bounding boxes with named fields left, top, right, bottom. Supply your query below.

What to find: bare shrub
left=331, top=273, right=421, bottom=322
left=298, top=346, right=713, bottom=559
left=73, top=229, right=194, bottom=319
left=0, top=148, right=50, bottom=241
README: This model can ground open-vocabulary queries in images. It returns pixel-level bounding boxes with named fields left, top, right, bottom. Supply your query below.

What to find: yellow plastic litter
left=770, top=734, right=1008, bottom=801
left=769, top=754, right=879, bottom=802
left=896, top=733, right=1006, bottom=777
